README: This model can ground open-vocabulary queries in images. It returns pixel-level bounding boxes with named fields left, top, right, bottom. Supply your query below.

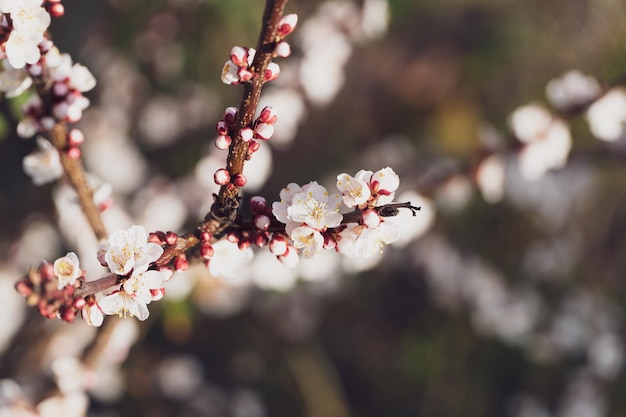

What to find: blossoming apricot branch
left=9, top=0, right=420, bottom=326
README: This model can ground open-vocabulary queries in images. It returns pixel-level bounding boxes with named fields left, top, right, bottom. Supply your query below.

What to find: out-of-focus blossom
left=545, top=70, right=601, bottom=110
left=36, top=392, right=88, bottom=417
left=0, top=59, right=31, bottom=97
left=509, top=104, right=571, bottom=181
left=476, top=153, right=506, bottom=203
left=336, top=221, right=398, bottom=258
left=389, top=190, right=436, bottom=248
left=22, top=137, right=63, bottom=185
left=208, top=240, right=253, bottom=284
left=586, top=88, right=626, bottom=142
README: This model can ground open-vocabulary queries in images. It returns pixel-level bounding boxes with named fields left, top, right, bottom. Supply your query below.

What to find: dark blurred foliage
left=3, top=0, right=626, bottom=416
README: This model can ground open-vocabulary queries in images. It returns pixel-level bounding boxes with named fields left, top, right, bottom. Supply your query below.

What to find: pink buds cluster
left=220, top=14, right=297, bottom=86
left=148, top=231, right=188, bottom=272
left=14, top=262, right=85, bottom=323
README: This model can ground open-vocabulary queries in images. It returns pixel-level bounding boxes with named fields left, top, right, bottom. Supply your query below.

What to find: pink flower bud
left=149, top=231, right=166, bottom=244
left=230, top=46, right=248, bottom=67
left=238, top=240, right=251, bottom=250
left=200, top=231, right=213, bottom=242
left=361, top=209, right=381, bottom=228
left=240, top=127, right=254, bottom=142
left=238, top=68, right=253, bottom=82
left=233, top=173, right=247, bottom=187
left=277, top=14, right=298, bottom=38
left=254, top=214, right=271, bottom=230
left=264, top=62, right=280, bottom=82
left=165, top=232, right=178, bottom=246
left=247, top=140, right=261, bottom=154
left=53, top=82, right=69, bottom=97
left=227, top=232, right=240, bottom=243
left=49, top=3, right=65, bottom=17
left=269, top=234, right=288, bottom=256
left=216, top=120, right=229, bottom=135
left=254, top=232, right=268, bottom=247
left=67, top=146, right=81, bottom=160
left=215, top=134, right=232, bottom=150
left=66, top=104, right=83, bottom=123
left=258, top=106, right=278, bottom=124
left=40, top=117, right=55, bottom=131
left=174, top=255, right=188, bottom=272
left=214, top=168, right=231, bottom=185
left=68, top=128, right=84, bottom=146
left=52, top=101, right=68, bottom=119
left=200, top=243, right=214, bottom=260
left=274, top=41, right=291, bottom=58
left=28, top=63, right=42, bottom=77
left=249, top=196, right=267, bottom=214
left=224, top=107, right=238, bottom=125
left=278, top=245, right=299, bottom=268
left=254, top=123, right=274, bottom=140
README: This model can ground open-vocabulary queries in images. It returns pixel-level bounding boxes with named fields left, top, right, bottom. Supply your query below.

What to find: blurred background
left=2, top=0, right=626, bottom=416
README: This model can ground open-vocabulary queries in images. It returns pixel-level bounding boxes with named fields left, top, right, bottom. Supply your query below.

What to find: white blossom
left=22, top=136, right=63, bottom=185
left=53, top=252, right=81, bottom=289
left=98, top=290, right=150, bottom=321
left=102, top=225, right=163, bottom=276
left=286, top=181, right=342, bottom=230
left=288, top=224, right=324, bottom=258
left=336, top=173, right=370, bottom=208
left=337, top=221, right=398, bottom=258
left=586, top=88, right=626, bottom=142
left=0, top=59, right=32, bottom=97
left=82, top=302, right=104, bottom=327
left=123, top=268, right=170, bottom=304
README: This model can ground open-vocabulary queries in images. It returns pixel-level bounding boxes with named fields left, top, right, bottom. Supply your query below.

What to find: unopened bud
left=238, top=68, right=253, bottom=82
left=258, top=106, right=278, bottom=124
left=254, top=123, right=274, bottom=140
left=216, top=120, right=229, bottom=135
left=224, top=107, right=238, bottom=125
left=232, top=173, right=247, bottom=187
left=214, top=168, right=231, bottom=185
left=200, top=243, right=214, bottom=260
left=277, top=14, right=298, bottom=38
left=274, top=41, right=291, bottom=58
left=174, top=255, right=188, bottom=272
left=269, top=234, right=288, bottom=256
left=215, top=134, right=232, bottom=150
left=278, top=245, right=299, bottom=268
left=240, top=127, right=254, bottom=142
left=200, top=231, right=213, bottom=242
left=230, top=46, right=248, bottom=67
left=264, top=62, right=280, bottom=82
left=249, top=195, right=267, bottom=214
left=68, top=128, right=84, bottom=146
left=67, top=146, right=81, bottom=160
left=254, top=214, right=271, bottom=230
left=165, top=232, right=178, bottom=246
left=247, top=140, right=261, bottom=154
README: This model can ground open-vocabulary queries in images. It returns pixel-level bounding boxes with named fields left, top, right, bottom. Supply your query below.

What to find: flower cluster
left=18, top=47, right=95, bottom=138
left=94, top=225, right=171, bottom=323
left=508, top=104, right=572, bottom=182
left=0, top=0, right=52, bottom=69
left=213, top=105, right=278, bottom=187
left=220, top=13, right=297, bottom=85
left=271, top=167, right=402, bottom=262
left=14, top=251, right=85, bottom=322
